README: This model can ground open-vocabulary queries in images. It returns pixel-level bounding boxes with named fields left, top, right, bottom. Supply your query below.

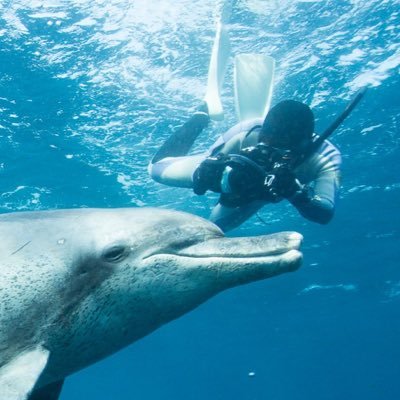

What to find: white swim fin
left=0, top=345, right=50, bottom=400
left=234, top=53, right=275, bottom=121
left=203, top=2, right=234, bottom=121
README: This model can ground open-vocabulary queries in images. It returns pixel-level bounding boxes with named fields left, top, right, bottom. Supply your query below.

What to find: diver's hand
left=194, top=154, right=266, bottom=197
left=275, top=167, right=299, bottom=198
left=262, top=167, right=300, bottom=202
left=192, top=155, right=227, bottom=195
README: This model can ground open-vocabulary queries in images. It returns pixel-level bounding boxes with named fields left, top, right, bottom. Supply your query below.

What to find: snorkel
left=301, top=87, right=368, bottom=164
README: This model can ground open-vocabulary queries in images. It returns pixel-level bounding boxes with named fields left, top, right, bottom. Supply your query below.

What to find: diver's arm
left=149, top=154, right=207, bottom=188
left=150, top=128, right=243, bottom=191
left=149, top=126, right=246, bottom=191
left=288, top=170, right=340, bottom=224
left=149, top=110, right=253, bottom=189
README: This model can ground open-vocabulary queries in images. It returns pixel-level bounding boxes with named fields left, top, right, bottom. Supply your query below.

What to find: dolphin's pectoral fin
left=0, top=345, right=49, bottom=400
left=29, top=379, right=65, bottom=400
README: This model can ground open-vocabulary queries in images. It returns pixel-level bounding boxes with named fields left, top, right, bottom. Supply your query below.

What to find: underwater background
left=0, top=0, right=399, bottom=399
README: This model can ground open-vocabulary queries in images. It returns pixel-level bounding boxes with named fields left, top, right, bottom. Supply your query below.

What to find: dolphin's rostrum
left=0, top=207, right=302, bottom=400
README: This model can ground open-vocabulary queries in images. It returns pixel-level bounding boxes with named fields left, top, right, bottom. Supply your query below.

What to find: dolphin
left=0, top=207, right=302, bottom=400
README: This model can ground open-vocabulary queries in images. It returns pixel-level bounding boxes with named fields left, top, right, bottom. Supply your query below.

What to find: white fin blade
left=0, top=346, right=50, bottom=400
left=203, top=21, right=231, bottom=121
left=234, top=54, right=276, bottom=122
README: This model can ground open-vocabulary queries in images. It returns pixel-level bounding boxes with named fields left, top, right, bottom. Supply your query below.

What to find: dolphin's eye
left=102, top=245, right=129, bottom=263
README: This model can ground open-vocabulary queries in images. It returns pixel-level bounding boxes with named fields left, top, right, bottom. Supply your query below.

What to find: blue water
left=1, top=1, right=399, bottom=399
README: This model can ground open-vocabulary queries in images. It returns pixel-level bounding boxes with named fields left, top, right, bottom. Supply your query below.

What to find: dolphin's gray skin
left=0, top=207, right=302, bottom=400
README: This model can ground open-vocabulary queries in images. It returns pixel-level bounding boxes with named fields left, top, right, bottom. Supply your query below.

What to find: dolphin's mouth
left=142, top=231, right=303, bottom=267
left=142, top=231, right=303, bottom=285
left=141, top=231, right=303, bottom=285
left=175, top=232, right=303, bottom=258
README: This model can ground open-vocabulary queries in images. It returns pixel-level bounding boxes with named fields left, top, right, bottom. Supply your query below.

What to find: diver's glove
left=262, top=166, right=301, bottom=202
left=192, top=155, right=227, bottom=195
left=193, top=153, right=266, bottom=199
left=265, top=166, right=315, bottom=206
left=287, top=184, right=314, bottom=206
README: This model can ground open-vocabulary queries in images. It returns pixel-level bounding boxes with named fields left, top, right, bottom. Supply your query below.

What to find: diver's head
left=259, top=100, right=314, bottom=155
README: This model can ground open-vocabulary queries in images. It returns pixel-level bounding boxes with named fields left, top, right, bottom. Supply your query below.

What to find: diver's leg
left=210, top=200, right=265, bottom=232
left=151, top=103, right=210, bottom=163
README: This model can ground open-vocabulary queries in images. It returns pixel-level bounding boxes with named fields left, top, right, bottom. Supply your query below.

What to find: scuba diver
left=148, top=89, right=365, bottom=232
